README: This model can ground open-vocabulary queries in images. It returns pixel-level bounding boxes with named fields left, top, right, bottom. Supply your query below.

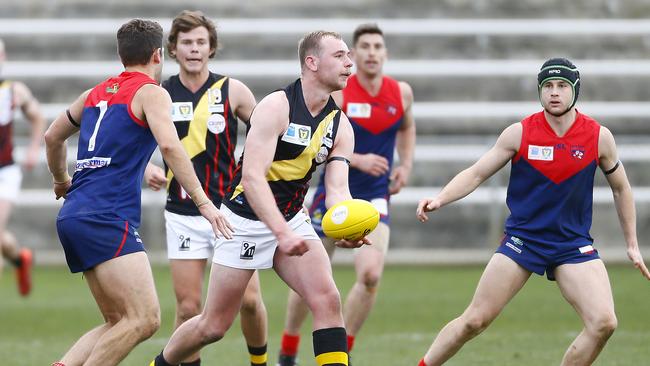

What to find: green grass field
left=1, top=264, right=649, bottom=365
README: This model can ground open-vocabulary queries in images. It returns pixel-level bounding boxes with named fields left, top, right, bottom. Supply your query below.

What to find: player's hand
left=355, top=153, right=389, bottom=177
left=389, top=165, right=411, bottom=195
left=53, top=179, right=72, bottom=200
left=278, top=231, right=309, bottom=256
left=144, top=163, right=167, bottom=191
left=22, top=146, right=39, bottom=172
left=335, top=236, right=372, bottom=249
left=416, top=197, right=442, bottom=222
left=199, top=202, right=234, bottom=240
left=627, top=245, right=650, bottom=280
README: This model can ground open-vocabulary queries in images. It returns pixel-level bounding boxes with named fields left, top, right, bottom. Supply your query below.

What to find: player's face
left=540, top=79, right=574, bottom=116
left=317, top=37, right=353, bottom=91
left=352, top=33, right=386, bottom=77
left=174, top=26, right=213, bottom=75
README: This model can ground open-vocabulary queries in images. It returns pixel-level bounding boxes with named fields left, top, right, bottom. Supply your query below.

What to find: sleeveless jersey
left=162, top=73, right=238, bottom=215
left=505, top=111, right=600, bottom=247
left=224, top=78, right=342, bottom=221
left=58, top=71, right=158, bottom=227
left=315, top=74, right=403, bottom=201
left=0, top=80, right=15, bottom=167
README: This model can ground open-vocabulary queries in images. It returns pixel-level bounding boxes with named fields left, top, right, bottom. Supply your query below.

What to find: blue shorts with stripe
left=56, top=213, right=145, bottom=273
left=496, top=232, right=600, bottom=281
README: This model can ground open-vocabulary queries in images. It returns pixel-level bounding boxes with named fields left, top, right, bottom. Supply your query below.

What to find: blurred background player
left=277, top=23, right=415, bottom=366
left=144, top=10, right=268, bottom=366
left=415, top=58, right=650, bottom=366
left=45, top=19, right=233, bottom=366
left=0, top=38, right=44, bottom=296
left=152, top=30, right=368, bottom=366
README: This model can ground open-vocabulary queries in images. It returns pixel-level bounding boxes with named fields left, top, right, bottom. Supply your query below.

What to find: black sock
left=248, top=344, right=268, bottom=366
left=180, top=358, right=200, bottom=366
left=313, top=327, right=348, bottom=366
left=11, top=256, right=21, bottom=267
left=154, top=351, right=174, bottom=366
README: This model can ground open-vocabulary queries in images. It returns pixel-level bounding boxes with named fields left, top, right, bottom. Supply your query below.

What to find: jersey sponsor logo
left=510, top=235, right=524, bottom=246
left=528, top=145, right=554, bottom=161
left=281, top=123, right=312, bottom=146
left=346, top=103, right=372, bottom=118
left=505, top=242, right=522, bottom=254
left=578, top=245, right=595, bottom=254
left=105, top=83, right=119, bottom=94
left=207, top=113, right=226, bottom=134
left=240, top=241, right=256, bottom=260
left=315, top=146, right=329, bottom=164
left=178, top=234, right=191, bottom=251
left=171, top=102, right=194, bottom=121
left=571, top=145, right=585, bottom=160
left=208, top=88, right=222, bottom=104
left=75, top=157, right=111, bottom=171
left=209, top=104, right=225, bottom=114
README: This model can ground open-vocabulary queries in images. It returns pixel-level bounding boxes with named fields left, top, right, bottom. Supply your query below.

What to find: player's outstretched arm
left=139, top=84, right=233, bottom=239
left=417, top=122, right=521, bottom=222
left=14, top=82, right=46, bottom=171
left=390, top=81, right=416, bottom=194
left=599, top=127, right=650, bottom=280
left=44, top=90, right=88, bottom=199
left=241, top=92, right=308, bottom=256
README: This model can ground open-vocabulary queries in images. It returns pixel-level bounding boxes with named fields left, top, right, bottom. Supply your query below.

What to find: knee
left=308, top=287, right=342, bottom=317
left=589, top=313, right=618, bottom=339
left=133, top=310, right=161, bottom=341
left=358, top=269, right=382, bottom=290
left=461, top=313, right=492, bottom=338
left=240, top=291, right=264, bottom=318
left=196, top=319, right=229, bottom=345
left=177, top=298, right=202, bottom=323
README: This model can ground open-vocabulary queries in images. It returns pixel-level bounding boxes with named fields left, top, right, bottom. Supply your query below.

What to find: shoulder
left=397, top=80, right=414, bottom=106
left=498, top=122, right=523, bottom=149
left=11, top=81, right=34, bottom=106
left=134, top=83, right=171, bottom=104
left=253, top=91, right=289, bottom=115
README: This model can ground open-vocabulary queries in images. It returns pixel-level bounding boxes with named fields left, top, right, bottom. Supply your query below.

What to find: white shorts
left=0, top=164, right=22, bottom=203
left=165, top=210, right=216, bottom=260
left=213, top=205, right=320, bottom=270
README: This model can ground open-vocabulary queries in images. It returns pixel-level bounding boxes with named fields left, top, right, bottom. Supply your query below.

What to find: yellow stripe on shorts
left=250, top=353, right=268, bottom=364
left=315, top=351, right=348, bottom=365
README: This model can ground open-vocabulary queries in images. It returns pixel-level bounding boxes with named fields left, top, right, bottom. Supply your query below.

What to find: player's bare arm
left=324, top=113, right=371, bottom=249
left=332, top=88, right=389, bottom=177
left=229, top=77, right=257, bottom=123
left=13, top=81, right=45, bottom=171
left=390, top=81, right=416, bottom=194
left=137, top=84, right=233, bottom=239
left=241, top=91, right=308, bottom=256
left=44, top=90, right=89, bottom=199
left=599, top=126, right=650, bottom=280
left=417, top=122, right=521, bottom=222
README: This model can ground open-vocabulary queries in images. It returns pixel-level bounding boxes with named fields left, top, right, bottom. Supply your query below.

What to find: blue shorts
left=309, top=191, right=390, bottom=237
left=496, top=233, right=600, bottom=281
left=56, top=213, right=145, bottom=273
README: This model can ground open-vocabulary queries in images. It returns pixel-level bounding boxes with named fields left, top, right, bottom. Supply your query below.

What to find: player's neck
left=543, top=108, right=577, bottom=137
left=179, top=68, right=210, bottom=94
left=301, top=77, right=331, bottom=117
left=356, top=72, right=383, bottom=96
left=125, top=65, right=155, bottom=80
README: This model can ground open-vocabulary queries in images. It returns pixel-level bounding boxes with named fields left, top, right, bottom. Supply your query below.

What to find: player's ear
left=151, top=47, right=163, bottom=64
left=305, top=54, right=319, bottom=72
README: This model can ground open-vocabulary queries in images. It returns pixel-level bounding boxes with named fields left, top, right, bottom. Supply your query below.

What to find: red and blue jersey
left=505, top=111, right=600, bottom=247
left=58, top=71, right=158, bottom=227
left=0, top=80, right=16, bottom=167
left=312, top=75, right=403, bottom=215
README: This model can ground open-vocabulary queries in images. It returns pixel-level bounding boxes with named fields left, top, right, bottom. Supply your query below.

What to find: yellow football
left=321, top=199, right=380, bottom=241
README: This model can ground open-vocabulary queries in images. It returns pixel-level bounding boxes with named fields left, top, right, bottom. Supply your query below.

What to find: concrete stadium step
left=12, top=187, right=650, bottom=255
left=3, top=2, right=650, bottom=19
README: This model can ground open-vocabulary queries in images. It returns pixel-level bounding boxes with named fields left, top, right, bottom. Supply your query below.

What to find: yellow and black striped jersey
left=224, top=78, right=341, bottom=221
left=162, top=73, right=239, bottom=216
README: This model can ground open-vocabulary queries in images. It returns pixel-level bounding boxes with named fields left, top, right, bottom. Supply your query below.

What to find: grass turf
left=1, top=264, right=649, bottom=365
